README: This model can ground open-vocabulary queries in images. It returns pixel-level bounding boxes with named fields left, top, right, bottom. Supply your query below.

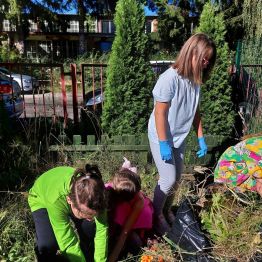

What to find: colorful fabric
left=214, top=136, right=262, bottom=192
left=28, top=167, right=108, bottom=262
left=105, top=183, right=153, bottom=229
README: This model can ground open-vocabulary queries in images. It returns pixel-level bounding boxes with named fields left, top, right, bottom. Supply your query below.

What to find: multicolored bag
left=214, top=136, right=262, bottom=192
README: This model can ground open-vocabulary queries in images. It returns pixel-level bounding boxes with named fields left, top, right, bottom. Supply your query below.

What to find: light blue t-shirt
left=148, top=67, right=200, bottom=148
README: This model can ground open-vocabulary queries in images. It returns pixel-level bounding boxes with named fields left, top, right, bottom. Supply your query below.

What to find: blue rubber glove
left=197, top=137, right=207, bottom=158
left=159, top=140, right=172, bottom=161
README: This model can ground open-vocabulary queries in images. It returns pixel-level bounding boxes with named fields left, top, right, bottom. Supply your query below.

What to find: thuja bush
left=196, top=3, right=235, bottom=137
left=101, top=0, right=154, bottom=135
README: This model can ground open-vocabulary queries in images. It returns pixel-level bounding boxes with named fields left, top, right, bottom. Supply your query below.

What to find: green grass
left=1, top=118, right=262, bottom=261
left=0, top=194, right=35, bottom=262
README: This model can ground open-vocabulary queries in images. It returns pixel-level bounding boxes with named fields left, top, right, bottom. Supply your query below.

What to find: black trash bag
left=167, top=198, right=210, bottom=253
left=181, top=253, right=216, bottom=262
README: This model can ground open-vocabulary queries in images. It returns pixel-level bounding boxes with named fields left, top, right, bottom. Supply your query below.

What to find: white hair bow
left=122, top=157, right=137, bottom=174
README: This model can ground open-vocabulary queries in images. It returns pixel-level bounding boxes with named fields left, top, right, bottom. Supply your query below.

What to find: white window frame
left=29, top=19, right=38, bottom=32
left=101, top=20, right=115, bottom=34
left=67, top=20, right=79, bottom=33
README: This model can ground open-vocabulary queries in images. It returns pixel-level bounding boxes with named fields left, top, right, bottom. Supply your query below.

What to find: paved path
left=20, top=92, right=84, bottom=119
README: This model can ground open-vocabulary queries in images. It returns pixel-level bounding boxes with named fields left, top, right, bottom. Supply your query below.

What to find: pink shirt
left=105, top=183, right=153, bottom=229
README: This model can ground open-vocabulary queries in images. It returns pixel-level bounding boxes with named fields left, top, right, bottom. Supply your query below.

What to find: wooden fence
left=49, top=133, right=228, bottom=169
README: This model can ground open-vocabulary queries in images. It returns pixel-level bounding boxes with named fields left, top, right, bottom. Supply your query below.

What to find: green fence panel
left=49, top=133, right=228, bottom=167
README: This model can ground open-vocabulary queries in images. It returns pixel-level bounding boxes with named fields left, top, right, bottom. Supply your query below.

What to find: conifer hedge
left=196, top=3, right=235, bottom=137
left=101, top=0, right=154, bottom=135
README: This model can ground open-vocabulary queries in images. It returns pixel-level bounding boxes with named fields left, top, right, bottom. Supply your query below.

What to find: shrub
left=0, top=43, right=21, bottom=62
left=196, top=3, right=235, bottom=137
left=101, top=0, right=154, bottom=135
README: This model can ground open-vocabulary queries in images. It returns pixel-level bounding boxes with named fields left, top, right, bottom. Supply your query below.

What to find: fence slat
left=87, top=135, right=96, bottom=145
left=49, top=144, right=149, bottom=152
left=73, top=135, right=81, bottom=145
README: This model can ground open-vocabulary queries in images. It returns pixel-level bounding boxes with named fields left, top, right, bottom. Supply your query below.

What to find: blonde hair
left=112, top=168, right=141, bottom=202
left=173, top=33, right=216, bottom=84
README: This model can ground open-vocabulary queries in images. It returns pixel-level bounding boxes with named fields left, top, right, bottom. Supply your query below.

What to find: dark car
left=150, top=60, right=174, bottom=76
left=85, top=88, right=105, bottom=107
left=0, top=73, right=23, bottom=118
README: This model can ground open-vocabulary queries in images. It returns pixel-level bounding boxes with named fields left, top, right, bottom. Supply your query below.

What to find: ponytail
left=69, top=164, right=105, bottom=212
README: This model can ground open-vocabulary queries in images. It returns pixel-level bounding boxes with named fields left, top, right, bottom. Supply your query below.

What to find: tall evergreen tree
left=101, top=0, right=154, bottom=135
left=196, top=2, right=235, bottom=137
left=151, top=0, right=200, bottom=52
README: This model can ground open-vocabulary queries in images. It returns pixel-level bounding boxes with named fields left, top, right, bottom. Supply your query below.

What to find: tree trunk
left=78, top=0, right=87, bottom=55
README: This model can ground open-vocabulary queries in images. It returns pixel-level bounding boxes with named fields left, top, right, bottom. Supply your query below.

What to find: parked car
left=150, top=60, right=174, bottom=75
left=0, top=67, right=39, bottom=93
left=0, top=72, right=24, bottom=118
left=85, top=88, right=105, bottom=107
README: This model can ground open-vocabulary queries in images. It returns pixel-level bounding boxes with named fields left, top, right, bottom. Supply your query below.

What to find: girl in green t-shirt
left=28, top=164, right=108, bottom=262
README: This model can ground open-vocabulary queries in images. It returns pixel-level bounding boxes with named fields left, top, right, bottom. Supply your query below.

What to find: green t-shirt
left=28, top=166, right=108, bottom=262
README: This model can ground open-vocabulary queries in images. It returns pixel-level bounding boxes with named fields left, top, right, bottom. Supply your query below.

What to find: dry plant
left=200, top=192, right=262, bottom=262
left=0, top=193, right=35, bottom=262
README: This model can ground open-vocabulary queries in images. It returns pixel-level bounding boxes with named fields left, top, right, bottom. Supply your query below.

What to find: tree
left=151, top=0, right=200, bottom=52
left=242, top=0, right=262, bottom=39
left=101, top=0, right=154, bottom=135
left=1, top=0, right=117, bottom=56
left=196, top=2, right=235, bottom=137
left=239, top=0, right=262, bottom=64
left=1, top=0, right=65, bottom=54
left=208, top=1, right=244, bottom=50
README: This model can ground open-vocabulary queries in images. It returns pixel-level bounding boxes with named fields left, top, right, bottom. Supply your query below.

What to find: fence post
left=81, top=64, right=85, bottom=105
left=71, top=63, right=79, bottom=125
left=235, top=40, right=242, bottom=75
left=60, top=65, right=68, bottom=128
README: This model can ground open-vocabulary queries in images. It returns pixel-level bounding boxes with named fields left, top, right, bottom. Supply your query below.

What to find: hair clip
left=122, top=157, right=137, bottom=174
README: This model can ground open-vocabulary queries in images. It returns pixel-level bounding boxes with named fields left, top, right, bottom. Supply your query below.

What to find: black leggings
left=32, top=208, right=96, bottom=262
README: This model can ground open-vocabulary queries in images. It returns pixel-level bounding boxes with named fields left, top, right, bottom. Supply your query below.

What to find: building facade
left=1, top=14, right=157, bottom=61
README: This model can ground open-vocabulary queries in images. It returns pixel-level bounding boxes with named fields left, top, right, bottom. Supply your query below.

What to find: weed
left=0, top=194, right=35, bottom=262
left=200, top=192, right=262, bottom=262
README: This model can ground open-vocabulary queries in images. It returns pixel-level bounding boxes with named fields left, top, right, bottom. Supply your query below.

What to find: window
left=3, top=20, right=10, bottom=31
left=67, top=20, right=79, bottom=32
left=145, top=21, right=151, bottom=33
left=26, top=43, right=37, bottom=60
left=102, top=20, right=115, bottom=34
left=39, top=41, right=50, bottom=54
left=29, top=20, right=38, bottom=32
left=2, top=19, right=16, bottom=31
left=85, top=18, right=97, bottom=33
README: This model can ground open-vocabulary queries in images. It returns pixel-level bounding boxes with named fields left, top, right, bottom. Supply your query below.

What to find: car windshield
left=0, top=67, right=10, bottom=75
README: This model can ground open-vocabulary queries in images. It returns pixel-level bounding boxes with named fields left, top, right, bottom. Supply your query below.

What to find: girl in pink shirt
left=106, top=158, right=153, bottom=262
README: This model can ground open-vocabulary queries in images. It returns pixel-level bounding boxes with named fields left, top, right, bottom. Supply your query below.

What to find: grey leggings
left=150, top=140, right=185, bottom=216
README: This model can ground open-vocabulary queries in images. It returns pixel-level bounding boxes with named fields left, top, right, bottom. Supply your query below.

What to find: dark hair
left=68, top=164, right=105, bottom=212
left=112, top=168, right=141, bottom=202
left=173, top=33, right=216, bottom=84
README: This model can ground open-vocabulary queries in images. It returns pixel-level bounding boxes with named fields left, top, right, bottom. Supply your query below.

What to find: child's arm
left=108, top=192, right=144, bottom=262
left=155, top=101, right=170, bottom=140
left=94, top=210, right=108, bottom=262
left=193, top=106, right=204, bottom=138
left=155, top=101, right=173, bottom=161
left=193, top=106, right=207, bottom=158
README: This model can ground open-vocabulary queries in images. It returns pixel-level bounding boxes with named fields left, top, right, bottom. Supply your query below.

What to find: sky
left=62, top=3, right=158, bottom=16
